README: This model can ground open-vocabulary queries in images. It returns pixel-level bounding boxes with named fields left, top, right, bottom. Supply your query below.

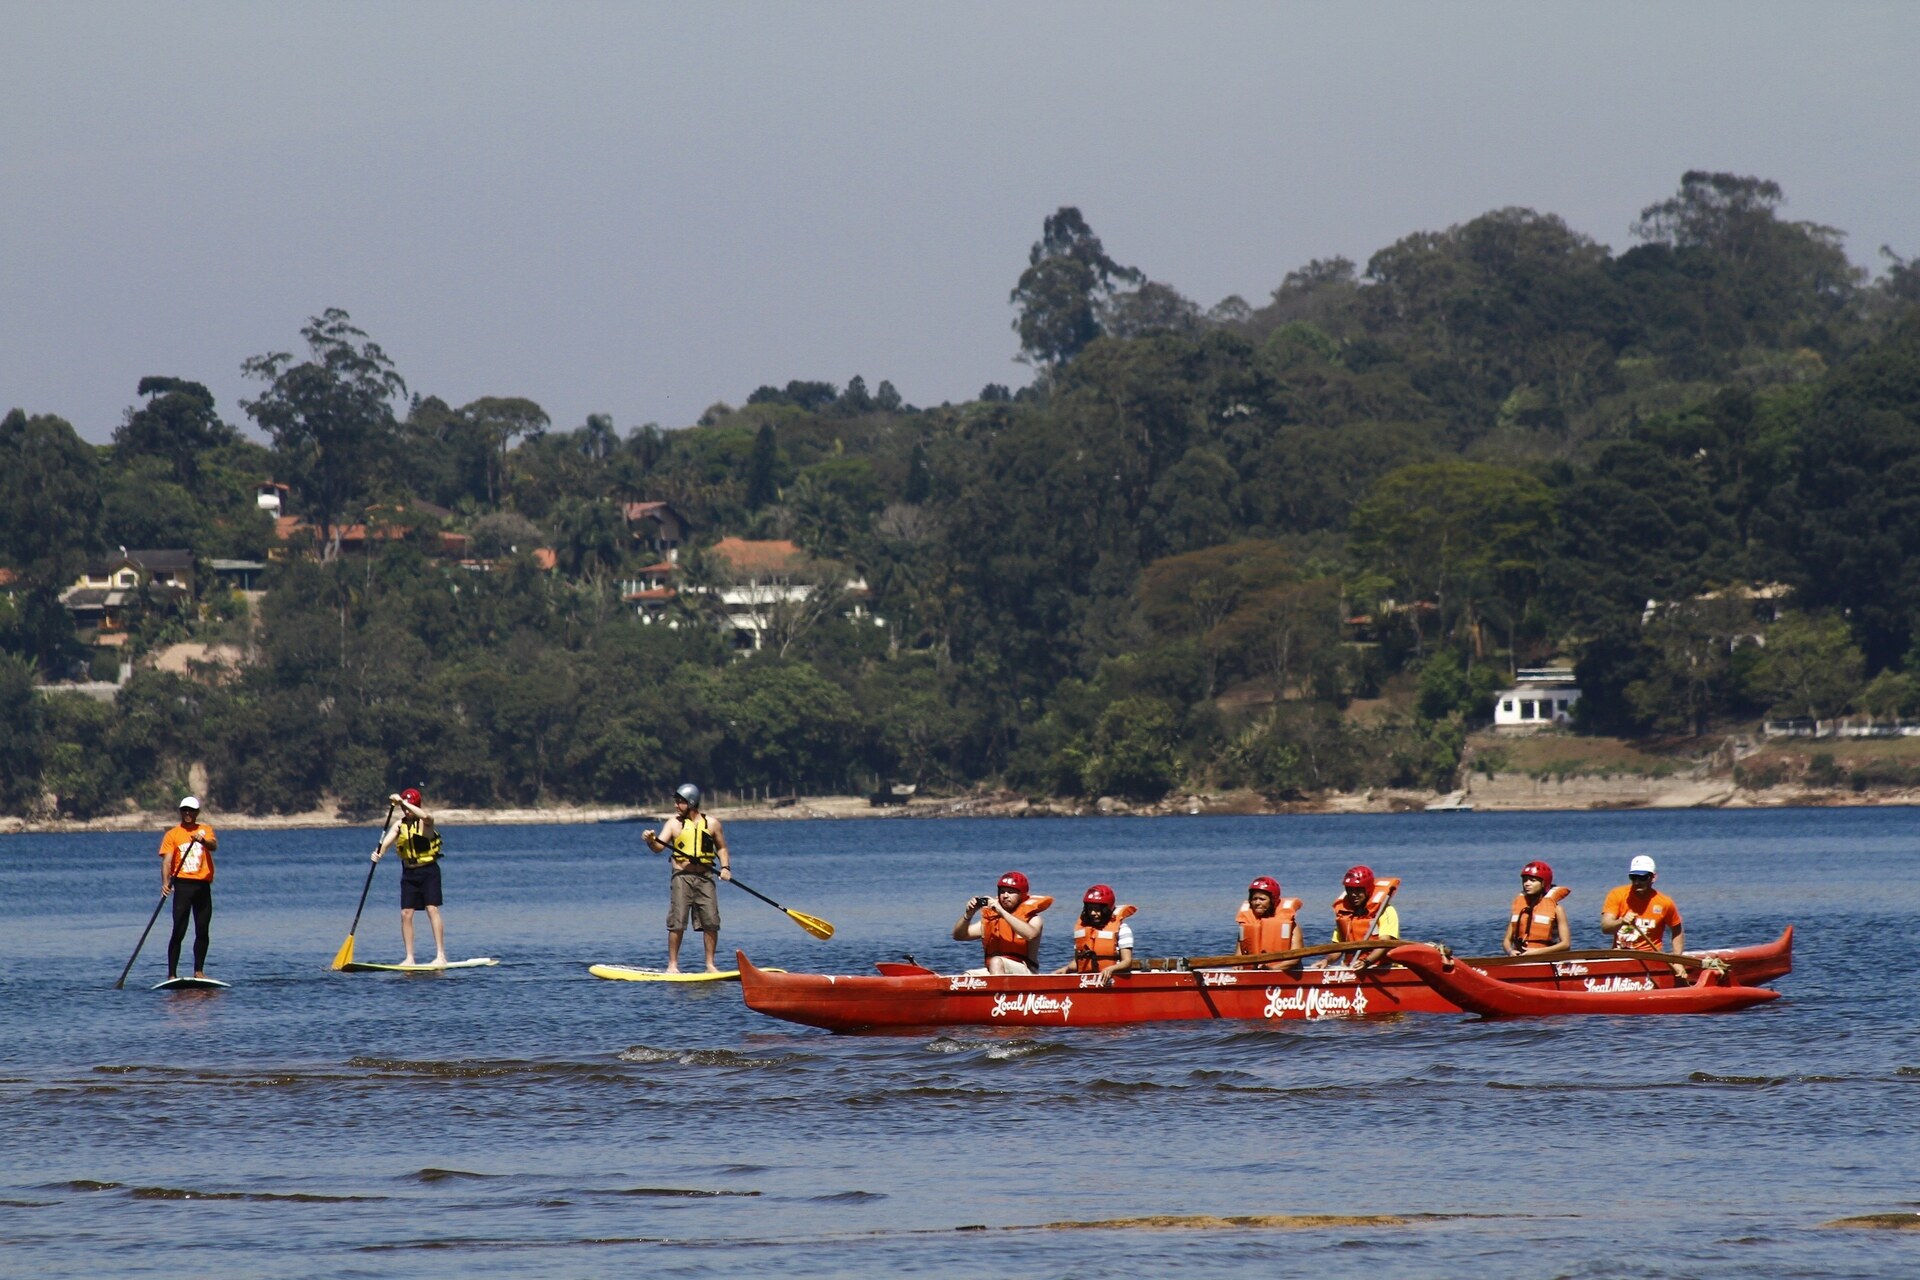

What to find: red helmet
left=1248, top=876, right=1281, bottom=899
left=1083, top=883, right=1116, bottom=906
left=400, top=787, right=423, bottom=807
left=1521, top=860, right=1553, bottom=883
left=1343, top=865, right=1375, bottom=894
left=997, top=870, right=1029, bottom=896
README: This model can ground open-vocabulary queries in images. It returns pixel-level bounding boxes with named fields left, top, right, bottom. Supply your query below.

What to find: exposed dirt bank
left=5, top=774, right=1915, bottom=836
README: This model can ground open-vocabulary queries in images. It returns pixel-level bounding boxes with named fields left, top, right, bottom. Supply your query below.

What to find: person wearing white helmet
left=1600, top=855, right=1685, bottom=954
left=642, top=783, right=732, bottom=973
left=158, top=795, right=219, bottom=981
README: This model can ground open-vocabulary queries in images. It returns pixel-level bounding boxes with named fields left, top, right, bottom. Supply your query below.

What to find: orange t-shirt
left=1601, top=884, right=1679, bottom=951
left=160, top=822, right=216, bottom=882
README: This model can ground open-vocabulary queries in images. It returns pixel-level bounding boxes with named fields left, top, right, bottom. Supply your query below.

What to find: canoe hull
left=1387, top=943, right=1781, bottom=1017
left=736, top=928, right=1791, bottom=1033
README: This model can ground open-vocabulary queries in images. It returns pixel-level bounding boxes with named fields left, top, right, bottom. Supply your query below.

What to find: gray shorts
left=668, top=870, right=720, bottom=933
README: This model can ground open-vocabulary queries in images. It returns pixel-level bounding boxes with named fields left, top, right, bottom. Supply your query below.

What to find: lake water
left=2, top=809, right=1915, bottom=1277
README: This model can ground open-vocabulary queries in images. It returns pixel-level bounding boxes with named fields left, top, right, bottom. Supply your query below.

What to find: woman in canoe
left=1504, top=860, right=1572, bottom=956
left=1330, top=865, right=1399, bottom=970
left=1054, top=884, right=1137, bottom=986
left=1234, top=876, right=1300, bottom=969
left=954, top=871, right=1050, bottom=974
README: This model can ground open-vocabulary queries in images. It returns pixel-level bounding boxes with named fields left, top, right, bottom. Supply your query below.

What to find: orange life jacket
left=1236, top=898, right=1302, bottom=963
left=161, top=823, right=215, bottom=883
left=981, top=895, right=1052, bottom=968
left=1332, top=878, right=1399, bottom=942
left=1072, top=904, right=1138, bottom=973
left=1509, top=885, right=1570, bottom=950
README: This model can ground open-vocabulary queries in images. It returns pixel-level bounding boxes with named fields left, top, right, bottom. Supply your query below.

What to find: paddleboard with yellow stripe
left=588, top=964, right=783, bottom=983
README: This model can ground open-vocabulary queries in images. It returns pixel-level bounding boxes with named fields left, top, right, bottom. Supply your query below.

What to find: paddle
left=1469, top=946, right=1713, bottom=972
left=330, top=801, right=398, bottom=971
left=114, top=886, right=171, bottom=989
left=727, top=875, right=835, bottom=940
left=1181, top=937, right=1426, bottom=970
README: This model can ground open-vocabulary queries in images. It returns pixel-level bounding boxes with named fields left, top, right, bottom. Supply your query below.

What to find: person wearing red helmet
left=374, top=785, right=448, bottom=967
left=953, top=871, right=1050, bottom=974
left=1331, top=865, right=1399, bottom=970
left=1234, top=876, right=1300, bottom=968
left=1503, top=861, right=1571, bottom=956
left=1053, top=884, right=1137, bottom=985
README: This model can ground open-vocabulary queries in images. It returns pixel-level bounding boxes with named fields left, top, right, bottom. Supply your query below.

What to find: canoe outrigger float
left=734, top=926, right=1791, bottom=1033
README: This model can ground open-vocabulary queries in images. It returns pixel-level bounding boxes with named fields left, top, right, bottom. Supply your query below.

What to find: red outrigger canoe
left=735, top=926, right=1791, bottom=1033
left=1385, top=943, right=1780, bottom=1017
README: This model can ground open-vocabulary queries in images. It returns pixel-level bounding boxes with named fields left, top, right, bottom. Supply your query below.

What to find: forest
left=6, top=171, right=1920, bottom=818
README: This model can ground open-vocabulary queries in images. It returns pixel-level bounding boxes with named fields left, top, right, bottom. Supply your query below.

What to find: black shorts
left=400, top=861, right=443, bottom=910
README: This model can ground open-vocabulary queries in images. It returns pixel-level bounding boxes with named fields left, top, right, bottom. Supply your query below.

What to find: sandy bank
left=4, top=775, right=1916, bottom=836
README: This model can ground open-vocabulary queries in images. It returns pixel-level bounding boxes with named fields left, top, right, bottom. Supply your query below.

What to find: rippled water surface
left=4, top=809, right=1917, bottom=1277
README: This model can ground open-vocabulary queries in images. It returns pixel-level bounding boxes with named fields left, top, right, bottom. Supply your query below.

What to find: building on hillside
left=625, top=536, right=877, bottom=650
left=1493, top=667, right=1582, bottom=729
left=273, top=500, right=471, bottom=561
left=207, top=558, right=271, bottom=592
left=256, top=481, right=290, bottom=518
left=623, top=501, right=689, bottom=561
left=59, top=549, right=196, bottom=648
left=1642, top=582, right=1790, bottom=645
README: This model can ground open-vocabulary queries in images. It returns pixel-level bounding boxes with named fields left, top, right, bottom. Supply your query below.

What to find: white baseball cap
left=179, top=795, right=201, bottom=810
left=1628, top=854, right=1656, bottom=875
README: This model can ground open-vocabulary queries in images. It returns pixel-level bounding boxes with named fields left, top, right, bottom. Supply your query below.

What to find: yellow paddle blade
left=330, top=934, right=356, bottom=971
left=787, top=909, right=834, bottom=940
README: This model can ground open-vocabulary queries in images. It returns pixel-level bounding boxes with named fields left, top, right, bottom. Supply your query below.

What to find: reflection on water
left=2, top=809, right=1917, bottom=1277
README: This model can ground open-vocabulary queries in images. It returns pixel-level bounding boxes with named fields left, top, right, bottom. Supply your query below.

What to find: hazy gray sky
left=6, top=2, right=1917, bottom=444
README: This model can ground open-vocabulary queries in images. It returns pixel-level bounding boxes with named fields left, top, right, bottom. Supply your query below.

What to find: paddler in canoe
left=1233, top=876, right=1301, bottom=969
left=1504, top=860, right=1572, bottom=956
left=953, top=871, right=1049, bottom=975
left=1600, top=855, right=1684, bottom=954
left=1053, top=884, right=1137, bottom=986
left=1328, top=865, right=1399, bottom=970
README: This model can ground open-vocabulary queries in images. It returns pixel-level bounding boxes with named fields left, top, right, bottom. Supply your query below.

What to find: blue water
left=2, top=809, right=1915, bottom=1277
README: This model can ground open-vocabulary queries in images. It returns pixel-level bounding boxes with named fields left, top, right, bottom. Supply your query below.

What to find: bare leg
left=401, top=908, right=417, bottom=965
left=666, top=928, right=684, bottom=974
left=702, top=930, right=721, bottom=972
left=425, top=905, right=447, bottom=965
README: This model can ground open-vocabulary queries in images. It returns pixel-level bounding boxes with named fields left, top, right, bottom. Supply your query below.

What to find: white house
left=1494, top=667, right=1582, bottom=729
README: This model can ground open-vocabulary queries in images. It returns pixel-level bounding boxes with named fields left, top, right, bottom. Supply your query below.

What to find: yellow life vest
left=396, top=818, right=443, bottom=867
left=671, top=814, right=718, bottom=867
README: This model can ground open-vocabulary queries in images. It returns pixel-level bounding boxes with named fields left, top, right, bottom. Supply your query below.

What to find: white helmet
left=674, top=783, right=701, bottom=807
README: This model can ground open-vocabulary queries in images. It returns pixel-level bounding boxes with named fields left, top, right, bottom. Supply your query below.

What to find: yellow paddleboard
left=588, top=964, right=783, bottom=983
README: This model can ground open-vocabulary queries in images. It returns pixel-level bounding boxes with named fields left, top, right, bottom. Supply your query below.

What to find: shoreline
left=4, top=777, right=1917, bottom=835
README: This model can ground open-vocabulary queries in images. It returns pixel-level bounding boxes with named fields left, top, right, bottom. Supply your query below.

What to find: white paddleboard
left=340, top=958, right=499, bottom=973
left=153, top=976, right=230, bottom=991
left=588, top=964, right=782, bottom=983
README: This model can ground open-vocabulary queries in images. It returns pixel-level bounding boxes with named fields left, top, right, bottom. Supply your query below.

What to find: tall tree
left=241, top=309, right=407, bottom=557
left=1009, top=207, right=1144, bottom=367
left=113, top=377, right=235, bottom=486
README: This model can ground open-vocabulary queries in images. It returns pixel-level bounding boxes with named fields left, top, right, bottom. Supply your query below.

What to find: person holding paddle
left=372, top=787, right=448, bottom=967
left=641, top=783, right=732, bottom=974
left=1505, top=861, right=1572, bottom=956
left=1601, top=855, right=1684, bottom=954
left=1331, top=865, right=1399, bottom=970
left=954, top=871, right=1049, bottom=975
left=158, top=796, right=218, bottom=982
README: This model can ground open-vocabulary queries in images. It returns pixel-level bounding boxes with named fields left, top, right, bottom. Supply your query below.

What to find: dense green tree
left=1010, top=207, right=1144, bottom=367
left=1744, top=612, right=1864, bottom=720
left=241, top=309, right=407, bottom=556
left=113, top=377, right=237, bottom=487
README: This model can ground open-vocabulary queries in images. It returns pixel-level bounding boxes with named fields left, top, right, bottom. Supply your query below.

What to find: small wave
left=609, top=1186, right=762, bottom=1198
left=1688, top=1071, right=1790, bottom=1087
left=411, top=1168, right=495, bottom=1184
left=46, top=1179, right=120, bottom=1192
left=922, top=1036, right=1070, bottom=1060
left=129, top=1186, right=385, bottom=1202
left=0, top=1198, right=50, bottom=1208
left=1897, top=1065, right=1920, bottom=1076
left=1822, top=1212, right=1920, bottom=1230
left=615, top=1045, right=802, bottom=1068
left=810, top=1190, right=886, bottom=1203
left=715, top=1163, right=770, bottom=1175
left=1023, top=1213, right=1418, bottom=1231
left=346, top=1056, right=629, bottom=1082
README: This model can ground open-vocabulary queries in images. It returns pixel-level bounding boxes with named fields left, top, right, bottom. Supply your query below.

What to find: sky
left=5, top=1, right=1918, bottom=445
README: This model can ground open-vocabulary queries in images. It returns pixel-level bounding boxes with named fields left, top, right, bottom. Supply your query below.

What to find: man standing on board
left=159, top=795, right=218, bottom=981
left=642, top=783, right=732, bottom=973
left=1600, top=855, right=1684, bottom=954
left=373, top=787, right=447, bottom=967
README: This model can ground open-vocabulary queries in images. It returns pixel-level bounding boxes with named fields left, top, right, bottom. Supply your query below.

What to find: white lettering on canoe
left=1552, top=961, right=1590, bottom=977
left=1583, top=975, right=1655, bottom=993
left=989, top=992, right=1074, bottom=1021
left=1201, top=972, right=1239, bottom=987
left=1262, top=984, right=1371, bottom=1020
left=948, top=975, right=987, bottom=992
left=1077, top=974, right=1105, bottom=989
